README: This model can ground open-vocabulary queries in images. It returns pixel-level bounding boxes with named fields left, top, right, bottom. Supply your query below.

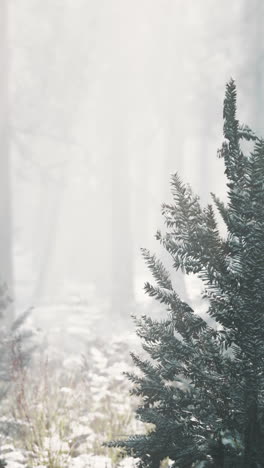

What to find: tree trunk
left=32, top=170, right=65, bottom=304
left=107, top=2, right=134, bottom=324
left=243, top=390, right=260, bottom=467
left=214, top=437, right=225, bottom=468
left=110, top=126, right=134, bottom=321
left=0, top=1, right=13, bottom=307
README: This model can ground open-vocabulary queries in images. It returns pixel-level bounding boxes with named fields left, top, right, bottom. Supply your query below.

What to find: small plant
left=0, top=283, right=35, bottom=466
left=81, top=337, right=144, bottom=465
left=5, top=336, right=141, bottom=467
left=10, top=355, right=79, bottom=467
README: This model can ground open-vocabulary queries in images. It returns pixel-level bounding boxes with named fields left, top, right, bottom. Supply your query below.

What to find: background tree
left=0, top=1, right=13, bottom=306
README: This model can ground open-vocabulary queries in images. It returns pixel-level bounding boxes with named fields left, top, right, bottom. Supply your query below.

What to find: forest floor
left=0, top=275, right=202, bottom=467
left=0, top=293, right=147, bottom=468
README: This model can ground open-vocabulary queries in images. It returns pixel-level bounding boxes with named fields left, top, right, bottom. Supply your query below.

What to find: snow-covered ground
left=0, top=304, right=143, bottom=468
left=0, top=270, right=211, bottom=468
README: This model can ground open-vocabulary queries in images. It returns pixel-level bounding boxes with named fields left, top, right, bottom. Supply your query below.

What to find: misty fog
left=9, top=1, right=256, bottom=324
left=0, top=2, right=263, bottom=467
left=9, top=0, right=255, bottom=317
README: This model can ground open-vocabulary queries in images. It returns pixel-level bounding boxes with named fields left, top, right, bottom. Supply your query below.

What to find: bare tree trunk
left=0, top=1, right=13, bottom=307
left=32, top=170, right=65, bottom=304
left=106, top=2, right=135, bottom=324
left=110, top=123, right=134, bottom=321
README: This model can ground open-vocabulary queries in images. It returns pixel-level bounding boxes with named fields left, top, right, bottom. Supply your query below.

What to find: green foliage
left=109, top=80, right=264, bottom=467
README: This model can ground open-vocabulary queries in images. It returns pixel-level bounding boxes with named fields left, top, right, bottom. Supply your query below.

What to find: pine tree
left=109, top=80, right=264, bottom=467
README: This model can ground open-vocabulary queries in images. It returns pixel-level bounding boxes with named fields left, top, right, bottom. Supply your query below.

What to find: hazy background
left=2, top=0, right=263, bottom=341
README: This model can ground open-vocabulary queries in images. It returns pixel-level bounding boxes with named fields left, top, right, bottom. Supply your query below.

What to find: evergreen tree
left=109, top=80, right=264, bottom=467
